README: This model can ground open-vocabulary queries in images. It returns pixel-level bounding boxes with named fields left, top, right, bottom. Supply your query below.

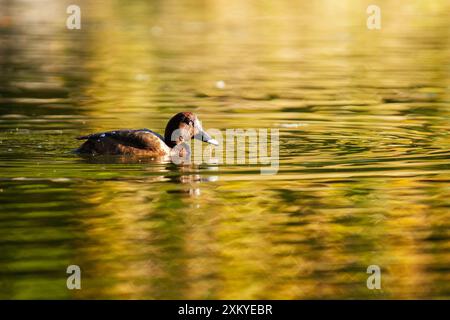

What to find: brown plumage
left=75, top=112, right=218, bottom=156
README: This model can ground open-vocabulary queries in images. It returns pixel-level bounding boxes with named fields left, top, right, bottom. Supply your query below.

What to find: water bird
left=76, top=112, right=218, bottom=156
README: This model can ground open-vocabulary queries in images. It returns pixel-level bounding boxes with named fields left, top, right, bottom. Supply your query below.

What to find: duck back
left=76, top=129, right=171, bottom=156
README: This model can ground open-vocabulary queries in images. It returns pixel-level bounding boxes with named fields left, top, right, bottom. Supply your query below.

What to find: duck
left=75, top=112, right=218, bottom=156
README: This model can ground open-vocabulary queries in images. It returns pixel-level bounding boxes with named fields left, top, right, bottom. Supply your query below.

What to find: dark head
left=164, top=112, right=218, bottom=148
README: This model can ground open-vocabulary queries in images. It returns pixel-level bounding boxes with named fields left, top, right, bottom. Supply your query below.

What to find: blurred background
left=0, top=0, right=450, bottom=299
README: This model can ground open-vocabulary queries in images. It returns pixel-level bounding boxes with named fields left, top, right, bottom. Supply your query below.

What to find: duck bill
left=194, top=130, right=219, bottom=146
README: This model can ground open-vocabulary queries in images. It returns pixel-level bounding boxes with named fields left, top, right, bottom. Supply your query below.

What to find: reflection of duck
left=76, top=112, right=218, bottom=156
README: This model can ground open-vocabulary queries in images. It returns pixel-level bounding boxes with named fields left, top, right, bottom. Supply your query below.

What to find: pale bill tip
left=207, top=139, right=219, bottom=146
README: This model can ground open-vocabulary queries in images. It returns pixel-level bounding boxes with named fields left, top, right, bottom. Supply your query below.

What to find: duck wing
left=76, top=129, right=170, bottom=155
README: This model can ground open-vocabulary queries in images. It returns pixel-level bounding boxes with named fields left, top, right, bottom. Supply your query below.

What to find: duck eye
left=182, top=117, right=194, bottom=126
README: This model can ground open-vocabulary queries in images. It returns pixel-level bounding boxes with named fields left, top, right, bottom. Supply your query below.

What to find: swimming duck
left=76, top=112, right=218, bottom=156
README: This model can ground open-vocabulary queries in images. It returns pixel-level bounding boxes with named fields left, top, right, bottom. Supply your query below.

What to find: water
left=1, top=0, right=450, bottom=299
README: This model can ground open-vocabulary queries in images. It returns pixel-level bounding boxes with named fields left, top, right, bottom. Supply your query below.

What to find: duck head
left=164, top=112, right=218, bottom=148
